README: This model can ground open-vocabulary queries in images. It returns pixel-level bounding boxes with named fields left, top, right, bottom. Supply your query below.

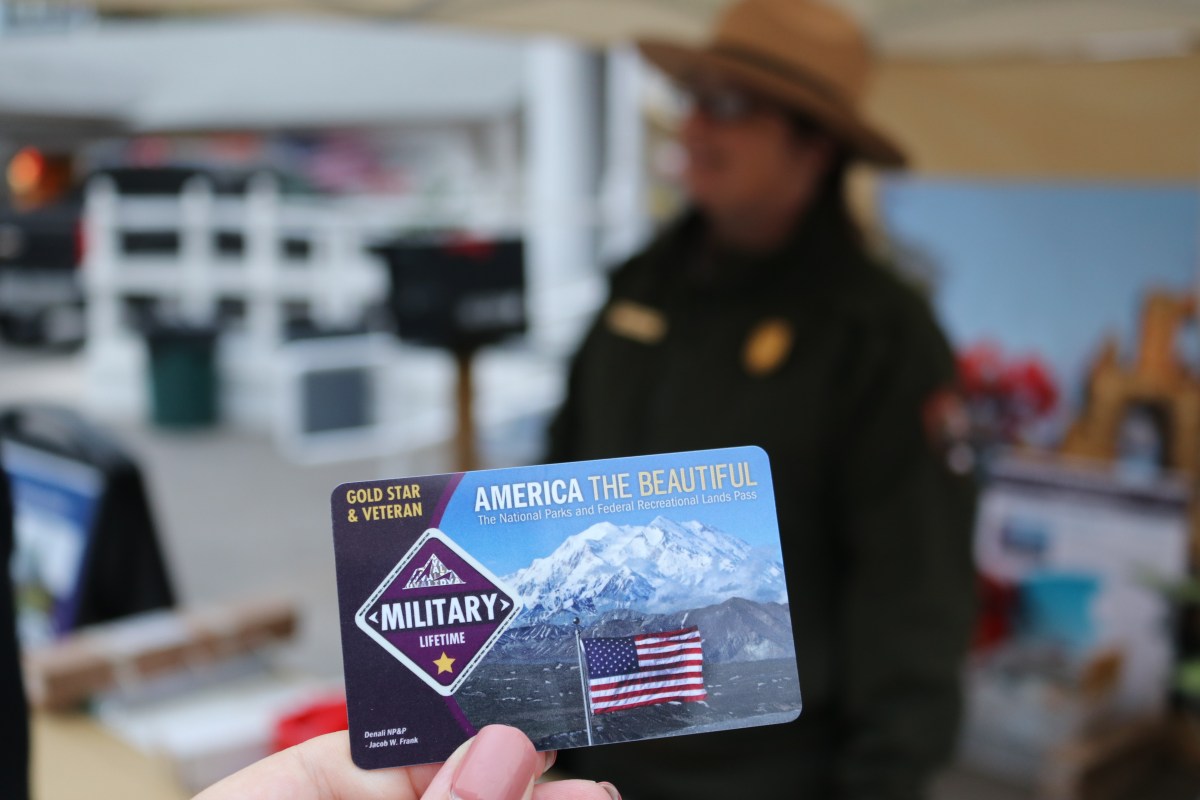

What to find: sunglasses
left=680, top=85, right=765, bottom=123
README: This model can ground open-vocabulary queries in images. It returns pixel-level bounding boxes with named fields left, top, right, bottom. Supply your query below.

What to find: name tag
left=606, top=300, right=668, bottom=344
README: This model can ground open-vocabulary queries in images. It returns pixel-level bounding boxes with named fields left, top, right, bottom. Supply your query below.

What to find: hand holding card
left=195, top=725, right=621, bottom=800
left=330, top=447, right=802, bottom=769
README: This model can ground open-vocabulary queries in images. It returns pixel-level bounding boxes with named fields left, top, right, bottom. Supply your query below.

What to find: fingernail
left=451, top=726, right=539, bottom=800
left=598, top=782, right=622, bottom=800
left=542, top=749, right=557, bottom=772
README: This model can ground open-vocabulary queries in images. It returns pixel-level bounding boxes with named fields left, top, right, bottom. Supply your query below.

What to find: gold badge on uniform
left=743, top=318, right=794, bottom=377
left=606, top=300, right=668, bottom=345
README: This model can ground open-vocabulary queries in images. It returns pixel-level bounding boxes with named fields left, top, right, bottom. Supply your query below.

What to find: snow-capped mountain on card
left=504, top=516, right=787, bottom=623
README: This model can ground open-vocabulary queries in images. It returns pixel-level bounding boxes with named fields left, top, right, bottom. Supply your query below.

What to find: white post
left=316, top=214, right=357, bottom=328
left=82, top=175, right=121, bottom=351
left=179, top=176, right=216, bottom=324
left=524, top=38, right=600, bottom=351
left=599, top=44, right=651, bottom=265
left=480, top=115, right=521, bottom=231
left=83, top=174, right=146, bottom=421
left=245, top=172, right=283, bottom=352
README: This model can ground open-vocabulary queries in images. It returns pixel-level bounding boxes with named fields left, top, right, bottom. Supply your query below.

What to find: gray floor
left=0, top=342, right=1037, bottom=799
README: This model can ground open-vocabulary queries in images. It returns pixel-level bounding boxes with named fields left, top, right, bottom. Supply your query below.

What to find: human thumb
left=419, top=725, right=542, bottom=800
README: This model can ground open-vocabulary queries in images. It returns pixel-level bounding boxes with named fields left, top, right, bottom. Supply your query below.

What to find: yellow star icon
left=434, top=652, right=456, bottom=675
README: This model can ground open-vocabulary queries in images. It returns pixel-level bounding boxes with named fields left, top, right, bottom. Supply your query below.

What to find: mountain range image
left=503, top=515, right=787, bottom=623
left=405, top=554, right=465, bottom=589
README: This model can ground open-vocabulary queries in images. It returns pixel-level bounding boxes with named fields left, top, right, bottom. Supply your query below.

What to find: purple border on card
left=444, top=696, right=478, bottom=737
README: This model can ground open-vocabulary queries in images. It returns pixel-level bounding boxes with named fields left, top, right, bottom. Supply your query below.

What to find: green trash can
left=144, top=323, right=219, bottom=428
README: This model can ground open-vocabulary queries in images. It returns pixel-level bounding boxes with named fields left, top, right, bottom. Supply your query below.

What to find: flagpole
left=573, top=616, right=594, bottom=747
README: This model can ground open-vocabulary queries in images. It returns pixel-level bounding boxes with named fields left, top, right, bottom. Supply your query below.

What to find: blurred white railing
left=80, top=173, right=605, bottom=457
left=85, top=175, right=378, bottom=429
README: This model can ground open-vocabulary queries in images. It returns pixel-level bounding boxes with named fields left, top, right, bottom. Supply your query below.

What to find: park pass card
left=330, top=446, right=802, bottom=769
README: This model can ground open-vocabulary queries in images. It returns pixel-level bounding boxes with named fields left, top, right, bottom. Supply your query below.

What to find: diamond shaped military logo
left=355, top=528, right=521, bottom=696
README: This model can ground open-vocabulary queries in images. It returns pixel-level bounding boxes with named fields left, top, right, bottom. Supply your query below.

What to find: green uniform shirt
left=548, top=200, right=977, bottom=800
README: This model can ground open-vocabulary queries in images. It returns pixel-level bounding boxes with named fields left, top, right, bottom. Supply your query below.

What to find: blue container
left=1019, top=571, right=1100, bottom=651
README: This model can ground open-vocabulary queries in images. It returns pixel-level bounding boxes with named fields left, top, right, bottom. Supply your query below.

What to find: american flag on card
left=580, top=627, right=706, bottom=715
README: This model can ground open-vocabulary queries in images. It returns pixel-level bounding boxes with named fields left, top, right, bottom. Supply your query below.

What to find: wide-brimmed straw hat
left=638, top=0, right=907, bottom=167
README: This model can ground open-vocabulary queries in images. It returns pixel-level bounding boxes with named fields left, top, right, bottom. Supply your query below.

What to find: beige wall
left=867, top=53, right=1200, bottom=180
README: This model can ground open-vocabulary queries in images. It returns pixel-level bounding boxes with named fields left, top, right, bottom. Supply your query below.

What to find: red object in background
left=6, top=147, right=74, bottom=209
left=958, top=342, right=1057, bottom=412
left=957, top=341, right=1007, bottom=398
left=444, top=233, right=497, bottom=261
left=1002, top=357, right=1058, bottom=415
left=956, top=341, right=1059, bottom=444
left=973, top=573, right=1020, bottom=652
left=272, top=697, right=348, bottom=753
left=7, top=147, right=47, bottom=194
